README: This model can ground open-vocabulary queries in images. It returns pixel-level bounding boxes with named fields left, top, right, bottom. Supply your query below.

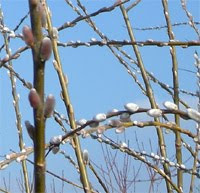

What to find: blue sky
left=0, top=0, right=200, bottom=192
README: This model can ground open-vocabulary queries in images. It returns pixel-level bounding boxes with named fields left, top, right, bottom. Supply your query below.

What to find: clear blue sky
left=0, top=0, right=200, bottom=192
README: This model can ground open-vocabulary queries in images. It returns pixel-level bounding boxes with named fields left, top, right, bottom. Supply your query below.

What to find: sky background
left=0, top=0, right=200, bottom=192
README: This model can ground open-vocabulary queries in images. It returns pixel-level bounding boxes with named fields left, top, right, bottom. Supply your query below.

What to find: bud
left=124, top=103, right=139, bottom=113
left=52, top=146, right=60, bottom=154
left=120, top=113, right=131, bottom=122
left=25, top=120, right=35, bottom=140
left=120, top=142, right=128, bottom=148
left=16, top=155, right=27, bottom=162
left=93, top=113, right=107, bottom=122
left=40, top=37, right=52, bottom=61
left=147, top=109, right=162, bottom=118
left=53, top=59, right=59, bottom=70
left=91, top=37, right=97, bottom=42
left=22, top=25, right=34, bottom=47
left=6, top=153, right=17, bottom=160
left=27, top=82, right=33, bottom=89
left=28, top=88, right=41, bottom=108
left=44, top=94, right=55, bottom=118
left=29, top=0, right=38, bottom=6
left=187, top=108, right=200, bottom=122
left=83, top=149, right=89, bottom=165
left=89, top=121, right=99, bottom=128
left=2, top=54, right=9, bottom=63
left=107, top=109, right=119, bottom=116
left=163, top=101, right=178, bottom=110
left=52, top=27, right=59, bottom=39
left=194, top=52, right=199, bottom=60
left=37, top=2, right=47, bottom=28
left=97, top=125, right=106, bottom=134
left=115, top=126, right=125, bottom=134
left=50, top=135, right=62, bottom=145
left=9, top=31, right=15, bottom=38
left=76, top=119, right=87, bottom=126
left=108, top=119, right=122, bottom=127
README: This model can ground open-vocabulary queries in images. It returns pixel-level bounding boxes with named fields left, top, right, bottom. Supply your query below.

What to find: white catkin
left=93, top=113, right=106, bottom=122
left=187, top=108, right=200, bottom=122
left=147, top=109, right=162, bottom=118
left=124, top=103, right=139, bottom=113
left=76, top=119, right=87, bottom=126
left=50, top=135, right=62, bottom=145
left=83, top=149, right=89, bottom=164
left=107, top=109, right=119, bottom=116
left=163, top=101, right=178, bottom=110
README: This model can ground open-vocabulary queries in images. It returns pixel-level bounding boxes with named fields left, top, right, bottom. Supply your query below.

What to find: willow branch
left=120, top=4, right=173, bottom=192
left=0, top=7, right=30, bottom=193
left=58, top=39, right=200, bottom=48
left=162, top=0, right=182, bottom=188
left=58, top=0, right=129, bottom=31
left=29, top=0, right=46, bottom=192
left=43, top=1, right=92, bottom=192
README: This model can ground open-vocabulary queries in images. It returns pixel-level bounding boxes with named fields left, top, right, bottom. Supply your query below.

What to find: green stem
left=161, top=0, right=182, bottom=188
left=29, top=0, right=46, bottom=192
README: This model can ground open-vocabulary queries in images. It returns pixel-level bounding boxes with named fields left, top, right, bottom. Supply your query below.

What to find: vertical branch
left=161, top=0, right=182, bottom=189
left=119, top=5, right=173, bottom=193
left=28, top=0, right=46, bottom=192
left=0, top=7, right=30, bottom=193
left=43, top=1, right=91, bottom=192
left=189, top=52, right=200, bottom=193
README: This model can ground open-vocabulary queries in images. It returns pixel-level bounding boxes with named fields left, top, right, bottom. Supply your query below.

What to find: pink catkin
left=44, top=94, right=55, bottom=117
left=22, top=25, right=34, bottom=47
left=40, top=37, right=52, bottom=61
left=28, top=88, right=41, bottom=108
